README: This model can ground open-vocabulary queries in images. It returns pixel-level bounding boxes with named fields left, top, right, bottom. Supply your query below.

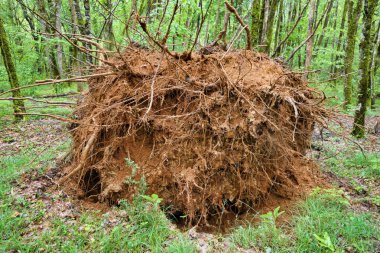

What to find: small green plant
left=125, top=157, right=139, bottom=176
left=124, top=158, right=140, bottom=186
left=142, top=194, right=163, bottom=208
left=314, top=232, right=342, bottom=253
left=260, top=206, right=284, bottom=227
left=311, top=187, right=350, bottom=206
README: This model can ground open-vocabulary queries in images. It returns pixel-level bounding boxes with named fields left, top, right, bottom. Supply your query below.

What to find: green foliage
left=260, top=206, right=285, bottom=227
left=0, top=141, right=196, bottom=252
left=314, top=232, right=342, bottom=253
left=229, top=188, right=379, bottom=252
left=324, top=150, right=380, bottom=180
left=230, top=207, right=289, bottom=251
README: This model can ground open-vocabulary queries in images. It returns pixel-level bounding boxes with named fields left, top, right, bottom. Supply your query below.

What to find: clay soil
left=61, top=46, right=327, bottom=225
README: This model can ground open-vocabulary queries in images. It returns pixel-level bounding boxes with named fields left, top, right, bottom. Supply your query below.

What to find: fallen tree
left=60, top=45, right=327, bottom=225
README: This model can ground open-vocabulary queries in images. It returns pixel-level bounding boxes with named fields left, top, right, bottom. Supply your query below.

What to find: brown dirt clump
left=61, top=46, right=326, bottom=225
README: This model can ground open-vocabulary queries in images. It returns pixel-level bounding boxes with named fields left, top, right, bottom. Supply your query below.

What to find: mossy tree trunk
left=352, top=0, right=379, bottom=138
left=273, top=0, right=284, bottom=55
left=262, top=0, right=279, bottom=54
left=0, top=16, right=26, bottom=122
left=84, top=0, right=92, bottom=65
left=343, top=0, right=363, bottom=109
left=369, top=21, right=380, bottom=108
left=250, top=0, right=261, bottom=48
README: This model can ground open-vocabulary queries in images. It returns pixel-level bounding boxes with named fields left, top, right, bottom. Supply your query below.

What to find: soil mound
left=62, top=47, right=326, bottom=225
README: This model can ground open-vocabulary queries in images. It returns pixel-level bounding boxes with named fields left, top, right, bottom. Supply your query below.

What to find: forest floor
left=1, top=112, right=379, bottom=252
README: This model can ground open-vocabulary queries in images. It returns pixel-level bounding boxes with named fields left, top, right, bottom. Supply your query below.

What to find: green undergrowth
left=0, top=85, right=78, bottom=130
left=310, top=80, right=380, bottom=112
left=1, top=122, right=379, bottom=252
left=230, top=188, right=380, bottom=252
left=0, top=141, right=196, bottom=252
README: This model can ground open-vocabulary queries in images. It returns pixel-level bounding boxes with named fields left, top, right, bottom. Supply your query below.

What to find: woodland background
left=0, top=0, right=379, bottom=136
left=0, top=1, right=380, bottom=252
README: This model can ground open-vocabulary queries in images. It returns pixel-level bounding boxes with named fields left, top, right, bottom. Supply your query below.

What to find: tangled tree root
left=61, top=46, right=327, bottom=225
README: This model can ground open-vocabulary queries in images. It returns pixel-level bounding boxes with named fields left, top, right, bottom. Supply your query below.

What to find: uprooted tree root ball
left=61, top=47, right=327, bottom=225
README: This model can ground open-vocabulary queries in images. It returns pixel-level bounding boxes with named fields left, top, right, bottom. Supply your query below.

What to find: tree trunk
left=316, top=0, right=333, bottom=47
left=104, top=0, right=114, bottom=50
left=83, top=0, right=92, bottom=65
left=343, top=0, right=363, bottom=109
left=332, top=0, right=349, bottom=76
left=273, top=0, right=283, bottom=56
left=262, top=0, right=279, bottom=54
left=250, top=0, right=261, bottom=47
left=45, top=0, right=61, bottom=81
left=304, top=0, right=316, bottom=80
left=260, top=0, right=269, bottom=48
left=327, top=1, right=339, bottom=74
left=36, top=0, right=50, bottom=75
left=352, top=0, right=379, bottom=138
left=54, top=0, right=64, bottom=78
left=18, top=0, right=38, bottom=41
left=69, top=0, right=84, bottom=92
left=0, top=16, right=26, bottom=122
left=370, top=21, right=380, bottom=108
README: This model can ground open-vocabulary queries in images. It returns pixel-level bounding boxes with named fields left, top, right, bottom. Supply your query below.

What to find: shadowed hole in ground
left=81, top=169, right=102, bottom=200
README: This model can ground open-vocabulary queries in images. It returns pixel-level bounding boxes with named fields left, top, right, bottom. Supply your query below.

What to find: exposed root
left=61, top=46, right=327, bottom=225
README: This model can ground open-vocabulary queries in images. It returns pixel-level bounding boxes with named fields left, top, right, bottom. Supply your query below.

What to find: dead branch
left=0, top=97, right=76, bottom=105
left=38, top=92, right=79, bottom=98
left=0, top=72, right=116, bottom=97
left=137, top=17, right=177, bottom=58
left=209, top=11, right=230, bottom=47
left=190, top=0, right=214, bottom=53
left=58, top=118, right=99, bottom=184
left=14, top=113, right=77, bottom=123
left=155, top=0, right=170, bottom=40
left=272, top=0, right=311, bottom=57
left=143, top=53, right=165, bottom=119
left=287, top=0, right=333, bottom=62
left=18, top=1, right=117, bottom=68
left=224, top=1, right=251, bottom=50
left=162, top=0, right=179, bottom=44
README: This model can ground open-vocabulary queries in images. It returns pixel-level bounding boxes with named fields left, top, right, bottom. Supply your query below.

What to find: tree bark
left=262, top=0, right=279, bottom=54
left=316, top=0, right=333, bottom=47
left=259, top=0, right=269, bottom=48
left=103, top=0, right=114, bottom=50
left=344, top=0, right=363, bottom=108
left=273, top=0, right=283, bottom=55
left=36, top=0, right=50, bottom=74
left=332, top=0, right=349, bottom=76
left=250, top=0, right=261, bottom=47
left=69, top=0, right=84, bottom=92
left=83, top=0, right=92, bottom=64
left=370, top=21, right=380, bottom=107
left=0, top=16, right=26, bottom=122
left=352, top=0, right=379, bottom=137
left=304, top=0, right=316, bottom=80
left=54, top=0, right=64, bottom=78
left=18, top=0, right=38, bottom=41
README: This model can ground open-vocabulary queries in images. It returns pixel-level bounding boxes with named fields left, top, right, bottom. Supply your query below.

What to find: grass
left=324, top=150, right=380, bottom=180
left=0, top=82, right=379, bottom=252
left=1, top=138, right=379, bottom=253
left=0, top=84, right=77, bottom=130
left=0, top=139, right=196, bottom=252
left=230, top=188, right=379, bottom=252
left=229, top=137, right=380, bottom=253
